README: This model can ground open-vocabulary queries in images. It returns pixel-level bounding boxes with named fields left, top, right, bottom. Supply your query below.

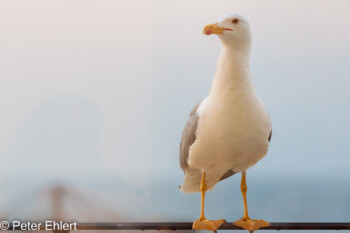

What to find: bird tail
left=180, top=169, right=227, bottom=194
left=180, top=169, right=202, bottom=193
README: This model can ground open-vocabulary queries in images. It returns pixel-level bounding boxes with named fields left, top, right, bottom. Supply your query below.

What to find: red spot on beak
left=205, top=30, right=212, bottom=35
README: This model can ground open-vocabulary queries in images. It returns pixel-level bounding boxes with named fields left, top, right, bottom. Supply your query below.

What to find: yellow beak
left=203, top=23, right=232, bottom=35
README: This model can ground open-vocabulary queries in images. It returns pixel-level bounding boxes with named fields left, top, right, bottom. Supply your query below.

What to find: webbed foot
left=234, top=218, right=270, bottom=233
left=193, top=218, right=226, bottom=232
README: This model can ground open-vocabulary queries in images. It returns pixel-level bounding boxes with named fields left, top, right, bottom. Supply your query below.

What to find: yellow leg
left=200, top=172, right=206, bottom=219
left=192, top=172, right=226, bottom=232
left=241, top=171, right=249, bottom=220
left=234, top=171, right=270, bottom=232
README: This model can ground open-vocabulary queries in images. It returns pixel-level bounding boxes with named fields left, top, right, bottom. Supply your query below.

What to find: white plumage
left=180, top=14, right=271, bottom=194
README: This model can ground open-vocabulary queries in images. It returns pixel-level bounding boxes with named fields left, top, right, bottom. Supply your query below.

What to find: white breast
left=187, top=90, right=271, bottom=172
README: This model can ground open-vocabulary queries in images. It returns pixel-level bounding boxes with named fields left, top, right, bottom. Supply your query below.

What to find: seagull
left=179, top=14, right=272, bottom=232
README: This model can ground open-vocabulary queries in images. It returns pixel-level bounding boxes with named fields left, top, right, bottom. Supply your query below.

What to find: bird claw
left=193, top=218, right=226, bottom=232
left=234, top=218, right=270, bottom=232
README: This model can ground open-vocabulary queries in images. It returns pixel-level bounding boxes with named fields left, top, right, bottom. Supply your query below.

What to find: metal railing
left=5, top=222, right=350, bottom=231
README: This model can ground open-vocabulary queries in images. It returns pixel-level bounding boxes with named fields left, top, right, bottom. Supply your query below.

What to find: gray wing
left=179, top=101, right=202, bottom=171
left=219, top=169, right=237, bottom=181
left=179, top=100, right=239, bottom=181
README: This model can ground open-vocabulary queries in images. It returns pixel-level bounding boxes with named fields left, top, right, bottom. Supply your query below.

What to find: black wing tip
left=268, top=130, right=272, bottom=142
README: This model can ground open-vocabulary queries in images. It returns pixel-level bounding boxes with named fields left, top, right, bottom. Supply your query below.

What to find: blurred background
left=0, top=0, right=350, bottom=232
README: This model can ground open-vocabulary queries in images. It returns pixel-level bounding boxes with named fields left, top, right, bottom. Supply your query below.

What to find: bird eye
left=232, top=18, right=239, bottom=24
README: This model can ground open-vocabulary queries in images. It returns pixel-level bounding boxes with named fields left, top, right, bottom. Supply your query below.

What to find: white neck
left=209, top=44, right=253, bottom=98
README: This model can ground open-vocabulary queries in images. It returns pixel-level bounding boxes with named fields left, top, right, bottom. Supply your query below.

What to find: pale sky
left=0, top=0, right=350, bottom=219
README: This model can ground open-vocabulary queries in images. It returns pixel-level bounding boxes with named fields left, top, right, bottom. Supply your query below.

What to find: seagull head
left=203, top=14, right=251, bottom=48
